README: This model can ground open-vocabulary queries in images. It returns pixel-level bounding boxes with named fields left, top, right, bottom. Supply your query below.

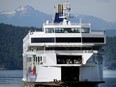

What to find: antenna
left=63, top=0, right=71, bottom=20
left=80, top=18, right=82, bottom=24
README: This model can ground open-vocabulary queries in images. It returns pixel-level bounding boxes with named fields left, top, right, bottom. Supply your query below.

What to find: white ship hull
left=22, top=0, right=106, bottom=87
left=22, top=51, right=104, bottom=87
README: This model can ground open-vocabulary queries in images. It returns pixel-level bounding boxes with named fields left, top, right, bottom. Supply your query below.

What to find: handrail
left=26, top=50, right=94, bottom=54
left=44, top=22, right=91, bottom=26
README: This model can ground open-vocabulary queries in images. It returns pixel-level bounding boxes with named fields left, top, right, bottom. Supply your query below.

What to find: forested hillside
left=104, top=37, right=116, bottom=70
left=0, top=23, right=116, bottom=70
left=0, top=23, right=41, bottom=69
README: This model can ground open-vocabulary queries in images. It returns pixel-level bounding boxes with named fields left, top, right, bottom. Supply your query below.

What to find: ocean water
left=99, top=70, right=116, bottom=87
left=99, top=78, right=116, bottom=87
left=0, top=70, right=23, bottom=87
left=0, top=70, right=116, bottom=87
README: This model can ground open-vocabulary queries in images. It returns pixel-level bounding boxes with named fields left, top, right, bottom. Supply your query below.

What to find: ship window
left=56, top=37, right=81, bottom=43
left=45, top=47, right=101, bottom=51
left=36, top=57, right=38, bottom=63
left=72, top=28, right=81, bottom=33
left=55, top=28, right=63, bottom=33
left=36, top=47, right=44, bottom=50
left=39, top=56, right=43, bottom=64
left=92, top=46, right=101, bottom=50
left=40, top=57, right=42, bottom=61
left=81, top=28, right=90, bottom=33
left=57, top=55, right=82, bottom=64
left=63, top=28, right=72, bottom=33
left=45, top=28, right=54, bottom=33
left=46, top=47, right=81, bottom=50
left=54, top=28, right=81, bottom=33
left=82, top=37, right=104, bottom=43
left=38, top=57, right=40, bottom=62
left=31, top=38, right=54, bottom=43
left=34, top=56, right=43, bottom=65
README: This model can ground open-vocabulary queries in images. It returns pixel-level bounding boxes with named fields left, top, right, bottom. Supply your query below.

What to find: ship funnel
left=54, top=4, right=63, bottom=23
left=54, top=0, right=71, bottom=23
left=56, top=4, right=63, bottom=14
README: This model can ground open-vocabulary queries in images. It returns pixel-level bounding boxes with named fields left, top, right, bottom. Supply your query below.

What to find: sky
left=0, top=0, right=116, bottom=22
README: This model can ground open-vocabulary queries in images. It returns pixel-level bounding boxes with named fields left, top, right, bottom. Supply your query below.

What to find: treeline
left=0, top=23, right=116, bottom=70
left=104, top=37, right=116, bottom=70
left=0, top=23, right=41, bottom=69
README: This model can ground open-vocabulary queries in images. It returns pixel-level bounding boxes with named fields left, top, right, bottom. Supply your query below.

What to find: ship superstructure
left=22, top=1, right=106, bottom=87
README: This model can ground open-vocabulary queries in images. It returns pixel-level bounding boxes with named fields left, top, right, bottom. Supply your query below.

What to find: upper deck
left=23, top=24, right=106, bottom=52
left=23, top=1, right=106, bottom=52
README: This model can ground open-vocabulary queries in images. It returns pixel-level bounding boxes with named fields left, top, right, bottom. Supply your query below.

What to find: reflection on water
left=0, top=70, right=116, bottom=87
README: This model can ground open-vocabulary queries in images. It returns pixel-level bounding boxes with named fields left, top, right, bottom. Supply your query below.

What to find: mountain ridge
left=0, top=5, right=116, bottom=29
left=0, top=5, right=51, bottom=27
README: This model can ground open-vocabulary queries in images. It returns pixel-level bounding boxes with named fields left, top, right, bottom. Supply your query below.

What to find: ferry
left=22, top=0, right=106, bottom=87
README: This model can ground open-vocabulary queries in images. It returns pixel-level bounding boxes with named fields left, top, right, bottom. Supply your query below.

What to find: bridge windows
left=55, top=28, right=81, bottom=33
left=81, top=28, right=90, bottom=33
left=45, top=27, right=90, bottom=33
left=45, top=28, right=54, bottom=33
